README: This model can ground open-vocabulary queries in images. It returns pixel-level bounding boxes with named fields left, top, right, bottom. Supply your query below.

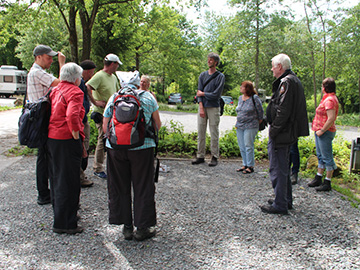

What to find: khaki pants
left=93, top=119, right=106, bottom=173
left=197, top=107, right=220, bottom=159
left=80, top=121, right=90, bottom=181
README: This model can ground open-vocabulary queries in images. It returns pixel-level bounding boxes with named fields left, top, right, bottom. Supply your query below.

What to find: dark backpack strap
left=251, top=95, right=260, bottom=119
left=202, top=71, right=220, bottom=89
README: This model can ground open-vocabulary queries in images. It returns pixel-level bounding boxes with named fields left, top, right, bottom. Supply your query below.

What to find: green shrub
left=223, top=104, right=237, bottom=116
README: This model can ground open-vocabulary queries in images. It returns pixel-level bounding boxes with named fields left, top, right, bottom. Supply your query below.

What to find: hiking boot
left=291, top=173, right=298, bottom=185
left=94, top=171, right=107, bottom=179
left=134, top=227, right=156, bottom=241
left=208, top=156, right=218, bottom=167
left=260, top=204, right=288, bottom=215
left=37, top=195, right=51, bottom=205
left=315, top=180, right=331, bottom=192
left=122, top=225, right=133, bottom=240
left=53, top=226, right=83, bottom=234
left=81, top=178, right=94, bottom=188
left=308, top=175, right=322, bottom=187
left=191, top=158, right=205, bottom=165
left=268, top=199, right=293, bottom=210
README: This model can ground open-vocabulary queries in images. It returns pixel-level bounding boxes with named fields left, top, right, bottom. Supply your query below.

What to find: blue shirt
left=103, top=89, right=159, bottom=150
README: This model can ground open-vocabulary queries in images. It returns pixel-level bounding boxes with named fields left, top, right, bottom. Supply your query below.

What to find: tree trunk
left=254, top=0, right=260, bottom=90
left=68, top=6, right=78, bottom=63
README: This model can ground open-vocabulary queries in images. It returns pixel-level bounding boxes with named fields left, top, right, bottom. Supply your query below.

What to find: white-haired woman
left=47, top=62, right=85, bottom=234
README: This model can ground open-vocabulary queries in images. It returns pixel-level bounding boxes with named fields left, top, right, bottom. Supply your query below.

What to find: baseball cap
left=33, top=45, right=58, bottom=57
left=80, top=60, right=96, bottom=70
left=104, top=53, right=122, bottom=65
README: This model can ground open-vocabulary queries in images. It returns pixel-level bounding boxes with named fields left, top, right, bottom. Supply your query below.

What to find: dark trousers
left=289, top=141, right=300, bottom=174
left=107, top=147, right=156, bottom=229
left=268, top=138, right=292, bottom=211
left=36, top=144, right=50, bottom=198
left=47, top=138, right=82, bottom=230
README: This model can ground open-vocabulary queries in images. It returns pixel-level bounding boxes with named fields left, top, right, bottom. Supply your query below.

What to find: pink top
left=48, top=81, right=85, bottom=140
left=312, top=92, right=339, bottom=132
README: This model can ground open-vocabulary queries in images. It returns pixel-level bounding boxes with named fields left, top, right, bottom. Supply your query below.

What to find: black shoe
left=291, top=173, right=298, bottom=185
left=308, top=175, right=323, bottom=187
left=208, top=156, right=218, bottom=167
left=122, top=225, right=133, bottom=240
left=134, top=227, right=156, bottom=241
left=315, top=180, right=331, bottom=192
left=267, top=199, right=293, bottom=210
left=37, top=196, right=51, bottom=205
left=260, top=204, right=288, bottom=215
left=53, top=226, right=83, bottom=234
left=191, top=158, right=205, bottom=165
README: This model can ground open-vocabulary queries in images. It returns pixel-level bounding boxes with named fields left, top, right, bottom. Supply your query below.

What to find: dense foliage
left=0, top=0, right=359, bottom=113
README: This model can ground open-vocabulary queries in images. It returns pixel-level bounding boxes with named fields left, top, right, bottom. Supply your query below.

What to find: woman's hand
left=72, top=130, right=80, bottom=140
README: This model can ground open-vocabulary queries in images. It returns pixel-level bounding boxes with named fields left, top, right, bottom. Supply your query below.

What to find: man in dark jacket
left=261, top=53, right=309, bottom=215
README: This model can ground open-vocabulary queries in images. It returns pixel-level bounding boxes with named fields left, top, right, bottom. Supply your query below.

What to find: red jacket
left=48, top=81, right=85, bottom=140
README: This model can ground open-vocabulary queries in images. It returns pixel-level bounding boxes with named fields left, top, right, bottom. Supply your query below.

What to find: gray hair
left=207, top=52, right=220, bottom=66
left=60, top=62, right=83, bottom=83
left=271, top=54, right=292, bottom=70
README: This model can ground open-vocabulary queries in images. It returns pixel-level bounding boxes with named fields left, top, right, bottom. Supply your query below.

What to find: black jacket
left=266, top=70, right=309, bottom=147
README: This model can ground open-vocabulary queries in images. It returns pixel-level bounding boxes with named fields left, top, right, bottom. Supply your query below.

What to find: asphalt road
left=0, top=103, right=359, bottom=142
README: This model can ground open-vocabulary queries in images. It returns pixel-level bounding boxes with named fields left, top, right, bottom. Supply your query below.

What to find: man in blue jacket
left=192, top=52, right=225, bottom=167
left=261, top=53, right=309, bottom=215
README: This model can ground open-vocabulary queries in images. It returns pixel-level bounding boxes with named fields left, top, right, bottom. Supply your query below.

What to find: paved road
left=1, top=107, right=359, bottom=142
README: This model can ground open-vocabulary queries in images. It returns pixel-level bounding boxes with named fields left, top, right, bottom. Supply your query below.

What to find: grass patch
left=7, top=145, right=37, bottom=156
left=0, top=105, right=22, bottom=111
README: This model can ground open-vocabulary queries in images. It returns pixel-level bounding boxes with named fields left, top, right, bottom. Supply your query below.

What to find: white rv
left=0, top=65, right=27, bottom=98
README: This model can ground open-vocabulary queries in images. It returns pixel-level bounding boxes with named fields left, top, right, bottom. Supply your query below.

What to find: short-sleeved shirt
left=235, top=94, right=264, bottom=129
left=103, top=89, right=159, bottom=150
left=27, top=63, right=56, bottom=102
left=312, top=93, right=339, bottom=132
left=87, top=70, right=120, bottom=114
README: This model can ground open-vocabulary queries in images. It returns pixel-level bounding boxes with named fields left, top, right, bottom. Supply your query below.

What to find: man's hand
left=199, top=107, right=205, bottom=118
left=95, top=100, right=107, bottom=108
left=197, top=90, right=205, bottom=97
left=57, top=52, right=66, bottom=66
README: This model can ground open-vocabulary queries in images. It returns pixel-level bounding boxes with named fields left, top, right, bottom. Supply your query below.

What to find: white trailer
left=0, top=65, right=27, bottom=98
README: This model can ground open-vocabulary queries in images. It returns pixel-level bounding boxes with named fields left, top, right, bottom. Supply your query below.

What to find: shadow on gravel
left=1, top=156, right=360, bottom=269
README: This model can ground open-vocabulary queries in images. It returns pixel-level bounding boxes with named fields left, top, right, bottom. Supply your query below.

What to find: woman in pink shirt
left=47, top=63, right=85, bottom=234
left=308, top=78, right=339, bottom=192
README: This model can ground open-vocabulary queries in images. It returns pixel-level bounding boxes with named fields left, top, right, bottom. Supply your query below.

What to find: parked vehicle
left=221, top=96, right=234, bottom=106
left=0, top=65, right=27, bottom=98
left=168, top=93, right=184, bottom=104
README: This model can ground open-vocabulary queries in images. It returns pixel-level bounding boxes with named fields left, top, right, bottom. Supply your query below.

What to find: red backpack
left=107, top=87, right=146, bottom=149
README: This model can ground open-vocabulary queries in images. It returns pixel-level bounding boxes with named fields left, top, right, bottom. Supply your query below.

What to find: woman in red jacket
left=47, top=62, right=85, bottom=234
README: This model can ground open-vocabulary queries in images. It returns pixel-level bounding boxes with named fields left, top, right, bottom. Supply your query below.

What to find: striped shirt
left=27, top=63, right=56, bottom=102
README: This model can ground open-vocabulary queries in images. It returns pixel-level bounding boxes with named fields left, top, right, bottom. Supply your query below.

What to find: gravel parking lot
left=1, top=136, right=360, bottom=269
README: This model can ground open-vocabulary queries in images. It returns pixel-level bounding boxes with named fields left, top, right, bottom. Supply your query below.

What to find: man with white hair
left=261, top=53, right=309, bottom=215
left=86, top=54, right=121, bottom=179
left=27, top=44, right=66, bottom=205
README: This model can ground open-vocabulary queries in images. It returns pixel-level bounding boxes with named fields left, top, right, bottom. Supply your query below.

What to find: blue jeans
left=315, top=130, right=337, bottom=171
left=236, top=127, right=258, bottom=167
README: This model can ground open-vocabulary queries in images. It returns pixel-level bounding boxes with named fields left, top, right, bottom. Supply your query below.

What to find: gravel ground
left=1, top=137, right=360, bottom=269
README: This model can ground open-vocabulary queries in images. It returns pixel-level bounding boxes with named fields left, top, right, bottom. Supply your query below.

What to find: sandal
left=242, top=167, right=254, bottom=174
left=236, top=166, right=247, bottom=172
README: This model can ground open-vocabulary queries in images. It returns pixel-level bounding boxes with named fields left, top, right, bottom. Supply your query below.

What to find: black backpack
left=18, top=90, right=51, bottom=148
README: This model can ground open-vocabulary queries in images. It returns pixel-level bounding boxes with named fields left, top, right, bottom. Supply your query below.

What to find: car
left=168, top=93, right=184, bottom=104
left=221, top=96, right=234, bottom=106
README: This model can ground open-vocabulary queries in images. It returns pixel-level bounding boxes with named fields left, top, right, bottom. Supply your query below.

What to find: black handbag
left=251, top=95, right=267, bottom=131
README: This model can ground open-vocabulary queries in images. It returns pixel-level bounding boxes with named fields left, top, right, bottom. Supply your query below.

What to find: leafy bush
left=223, top=104, right=237, bottom=116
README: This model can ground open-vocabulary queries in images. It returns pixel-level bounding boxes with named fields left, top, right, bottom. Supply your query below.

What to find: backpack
left=107, top=87, right=148, bottom=149
left=18, top=90, right=51, bottom=148
left=220, top=97, right=225, bottom=116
